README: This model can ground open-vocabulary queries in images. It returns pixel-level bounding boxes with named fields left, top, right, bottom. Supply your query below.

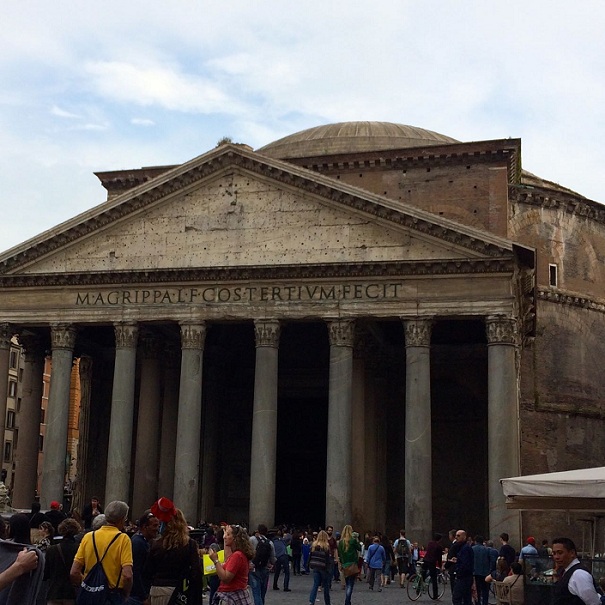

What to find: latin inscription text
left=75, top=283, right=406, bottom=306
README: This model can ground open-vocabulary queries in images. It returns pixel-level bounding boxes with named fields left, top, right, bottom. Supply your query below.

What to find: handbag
left=168, top=539, right=196, bottom=605
left=343, top=562, right=360, bottom=577
left=168, top=579, right=189, bottom=605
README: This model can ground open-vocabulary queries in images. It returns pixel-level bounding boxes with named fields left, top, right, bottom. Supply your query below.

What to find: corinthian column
left=40, top=324, right=77, bottom=508
left=158, top=343, right=180, bottom=499
left=403, top=317, right=433, bottom=544
left=12, top=332, right=45, bottom=508
left=105, top=322, right=138, bottom=504
left=326, top=319, right=354, bottom=529
left=486, top=315, right=521, bottom=544
left=174, top=322, right=206, bottom=524
left=132, top=333, right=162, bottom=518
left=0, top=324, right=13, bottom=460
left=249, top=319, right=280, bottom=529
left=72, top=355, right=93, bottom=515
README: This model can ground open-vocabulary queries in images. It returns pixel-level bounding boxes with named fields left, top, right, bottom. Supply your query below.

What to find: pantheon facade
left=1, top=122, right=604, bottom=544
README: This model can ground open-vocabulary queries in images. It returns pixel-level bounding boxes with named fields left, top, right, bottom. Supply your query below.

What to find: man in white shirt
left=552, top=537, right=601, bottom=605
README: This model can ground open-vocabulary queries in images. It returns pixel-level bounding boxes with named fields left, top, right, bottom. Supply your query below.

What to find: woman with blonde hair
left=308, top=530, right=332, bottom=605
left=338, top=525, right=361, bottom=605
left=209, top=524, right=255, bottom=605
left=144, top=501, right=202, bottom=605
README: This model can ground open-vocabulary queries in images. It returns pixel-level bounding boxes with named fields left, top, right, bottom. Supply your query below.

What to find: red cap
left=50, top=501, right=61, bottom=509
left=527, top=536, right=535, bottom=545
left=150, top=497, right=177, bottom=522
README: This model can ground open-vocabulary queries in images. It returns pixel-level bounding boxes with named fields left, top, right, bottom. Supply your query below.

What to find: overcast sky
left=1, top=1, right=604, bottom=253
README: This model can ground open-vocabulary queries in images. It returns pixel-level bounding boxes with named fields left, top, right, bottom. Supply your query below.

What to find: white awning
left=501, top=467, right=605, bottom=510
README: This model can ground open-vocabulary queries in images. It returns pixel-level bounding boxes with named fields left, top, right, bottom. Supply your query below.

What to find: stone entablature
left=511, top=185, right=605, bottom=223
left=0, top=273, right=516, bottom=325
left=0, top=258, right=515, bottom=289
left=538, top=287, right=605, bottom=313
left=266, top=138, right=522, bottom=186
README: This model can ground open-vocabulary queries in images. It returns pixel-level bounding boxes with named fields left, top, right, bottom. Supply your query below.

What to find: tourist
left=82, top=496, right=104, bottom=530
left=308, top=530, right=332, bottom=605
left=451, top=530, right=474, bottom=605
left=143, top=502, right=202, bottom=605
left=209, top=524, right=254, bottom=605
left=70, top=500, right=134, bottom=603
left=502, top=562, right=524, bottom=605
left=129, top=511, right=160, bottom=604
left=365, top=536, right=386, bottom=591
left=8, top=513, right=31, bottom=544
left=44, top=518, right=81, bottom=604
left=338, top=525, right=360, bottom=605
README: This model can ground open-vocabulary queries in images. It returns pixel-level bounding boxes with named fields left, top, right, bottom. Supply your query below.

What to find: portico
left=0, top=140, right=533, bottom=542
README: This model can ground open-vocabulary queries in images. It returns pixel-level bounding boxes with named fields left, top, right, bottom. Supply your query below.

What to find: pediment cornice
left=1, top=146, right=517, bottom=274
left=0, top=258, right=515, bottom=288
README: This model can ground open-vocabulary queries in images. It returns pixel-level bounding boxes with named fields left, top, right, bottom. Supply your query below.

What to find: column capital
left=486, top=316, right=519, bottom=346
left=50, top=324, right=77, bottom=350
left=180, top=322, right=206, bottom=350
left=0, top=323, right=14, bottom=350
left=114, top=322, right=139, bottom=349
left=327, top=319, right=355, bottom=347
left=403, top=317, right=433, bottom=347
left=254, top=319, right=281, bottom=348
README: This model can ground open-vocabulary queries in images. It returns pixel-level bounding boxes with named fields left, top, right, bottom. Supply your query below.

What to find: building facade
left=0, top=122, right=603, bottom=544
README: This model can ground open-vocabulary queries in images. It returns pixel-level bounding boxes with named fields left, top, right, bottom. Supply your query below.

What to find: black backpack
left=396, top=538, right=410, bottom=558
left=76, top=531, right=122, bottom=605
left=253, top=535, right=272, bottom=569
left=309, top=548, right=328, bottom=571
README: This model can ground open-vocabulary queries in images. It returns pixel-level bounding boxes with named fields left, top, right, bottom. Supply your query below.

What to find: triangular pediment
left=0, top=144, right=516, bottom=278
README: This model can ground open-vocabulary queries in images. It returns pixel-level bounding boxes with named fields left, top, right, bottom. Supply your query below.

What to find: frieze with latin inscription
left=75, top=282, right=407, bottom=306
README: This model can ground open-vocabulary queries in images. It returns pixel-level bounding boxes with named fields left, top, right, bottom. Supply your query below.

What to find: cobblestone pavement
left=262, top=572, right=443, bottom=605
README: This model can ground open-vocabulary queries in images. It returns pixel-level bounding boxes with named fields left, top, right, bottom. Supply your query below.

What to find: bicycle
left=406, top=564, right=446, bottom=600
left=436, top=570, right=448, bottom=597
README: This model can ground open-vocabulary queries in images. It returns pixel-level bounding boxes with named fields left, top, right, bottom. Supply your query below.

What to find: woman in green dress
left=338, top=525, right=361, bottom=605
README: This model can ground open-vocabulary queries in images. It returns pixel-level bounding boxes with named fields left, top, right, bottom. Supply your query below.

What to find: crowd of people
left=2, top=498, right=605, bottom=605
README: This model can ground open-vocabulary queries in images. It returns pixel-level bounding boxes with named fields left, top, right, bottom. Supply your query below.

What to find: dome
left=257, top=121, right=459, bottom=159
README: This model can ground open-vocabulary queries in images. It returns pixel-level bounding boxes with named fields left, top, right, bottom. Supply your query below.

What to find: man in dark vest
left=552, top=537, right=601, bottom=605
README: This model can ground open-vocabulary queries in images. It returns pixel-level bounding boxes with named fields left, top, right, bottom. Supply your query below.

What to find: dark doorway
left=431, top=320, right=488, bottom=534
left=275, top=322, right=329, bottom=526
left=275, top=396, right=328, bottom=526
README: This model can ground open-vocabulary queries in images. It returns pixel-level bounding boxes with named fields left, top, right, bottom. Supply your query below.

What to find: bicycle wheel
left=428, top=573, right=446, bottom=600
left=406, top=574, right=423, bottom=601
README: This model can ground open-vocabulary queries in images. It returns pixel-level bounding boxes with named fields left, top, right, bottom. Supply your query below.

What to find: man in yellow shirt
left=70, top=500, right=134, bottom=603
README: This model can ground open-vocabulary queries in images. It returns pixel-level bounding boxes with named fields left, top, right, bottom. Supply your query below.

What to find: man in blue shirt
left=128, top=511, right=159, bottom=604
left=272, top=530, right=291, bottom=591
left=365, top=536, right=386, bottom=591
left=519, top=536, right=538, bottom=561
left=472, top=536, right=491, bottom=605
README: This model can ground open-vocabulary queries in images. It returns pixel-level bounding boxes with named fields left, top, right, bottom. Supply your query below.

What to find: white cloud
left=131, top=118, right=155, bottom=126
left=84, top=61, right=247, bottom=115
left=1, top=0, right=605, bottom=250
left=50, top=105, right=81, bottom=119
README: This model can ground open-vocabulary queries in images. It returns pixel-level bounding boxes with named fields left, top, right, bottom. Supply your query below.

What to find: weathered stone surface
left=19, top=173, right=476, bottom=275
